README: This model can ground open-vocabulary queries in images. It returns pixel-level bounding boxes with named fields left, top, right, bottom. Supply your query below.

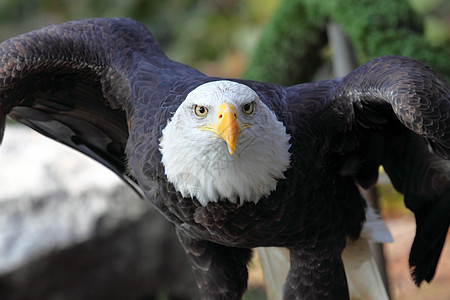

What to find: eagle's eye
left=242, top=102, right=254, bottom=115
left=194, top=105, right=208, bottom=117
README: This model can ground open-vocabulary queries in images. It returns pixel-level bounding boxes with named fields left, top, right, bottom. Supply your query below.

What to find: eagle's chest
left=159, top=168, right=347, bottom=248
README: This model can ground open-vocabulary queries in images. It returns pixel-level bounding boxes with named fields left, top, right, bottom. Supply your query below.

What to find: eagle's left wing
left=331, top=56, right=450, bottom=287
left=286, top=55, right=450, bottom=287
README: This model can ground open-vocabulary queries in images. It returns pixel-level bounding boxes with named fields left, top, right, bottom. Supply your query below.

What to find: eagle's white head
left=160, top=80, right=291, bottom=206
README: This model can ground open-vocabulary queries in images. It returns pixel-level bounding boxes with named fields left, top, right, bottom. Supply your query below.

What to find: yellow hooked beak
left=201, top=103, right=239, bottom=155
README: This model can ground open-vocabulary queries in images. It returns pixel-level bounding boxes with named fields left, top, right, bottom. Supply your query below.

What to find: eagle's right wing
left=0, top=18, right=144, bottom=189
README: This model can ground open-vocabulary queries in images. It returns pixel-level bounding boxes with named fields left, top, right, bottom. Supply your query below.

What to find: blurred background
left=0, top=0, right=449, bottom=299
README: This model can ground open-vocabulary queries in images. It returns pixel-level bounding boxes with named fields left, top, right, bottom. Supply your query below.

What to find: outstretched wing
left=333, top=55, right=450, bottom=158
left=334, top=56, right=450, bottom=286
left=286, top=55, right=450, bottom=286
left=0, top=18, right=202, bottom=193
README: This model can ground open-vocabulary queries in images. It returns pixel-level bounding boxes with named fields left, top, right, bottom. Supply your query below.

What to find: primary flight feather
left=0, top=18, right=449, bottom=299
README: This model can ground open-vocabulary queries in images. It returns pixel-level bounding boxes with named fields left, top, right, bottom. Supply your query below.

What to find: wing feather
left=333, top=55, right=450, bottom=158
left=0, top=18, right=184, bottom=193
left=332, top=56, right=450, bottom=285
left=283, top=55, right=449, bottom=287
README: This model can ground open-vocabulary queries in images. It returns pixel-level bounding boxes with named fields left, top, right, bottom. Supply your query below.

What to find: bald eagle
left=0, top=18, right=449, bottom=299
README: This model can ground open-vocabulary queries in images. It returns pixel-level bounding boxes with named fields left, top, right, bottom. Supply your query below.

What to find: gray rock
left=0, top=125, right=198, bottom=300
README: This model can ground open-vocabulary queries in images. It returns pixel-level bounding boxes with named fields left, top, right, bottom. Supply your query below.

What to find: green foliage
left=323, top=0, right=450, bottom=79
left=0, top=0, right=39, bottom=21
left=245, top=0, right=450, bottom=84
left=243, top=0, right=328, bottom=84
left=325, top=0, right=423, bottom=56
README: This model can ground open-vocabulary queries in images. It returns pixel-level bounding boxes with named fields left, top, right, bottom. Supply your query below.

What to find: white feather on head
left=159, top=80, right=291, bottom=206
